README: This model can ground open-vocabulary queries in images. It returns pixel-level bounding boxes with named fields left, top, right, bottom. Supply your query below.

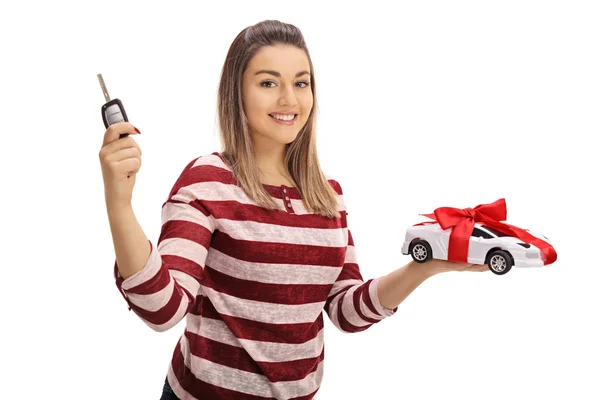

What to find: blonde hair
left=216, top=19, right=341, bottom=219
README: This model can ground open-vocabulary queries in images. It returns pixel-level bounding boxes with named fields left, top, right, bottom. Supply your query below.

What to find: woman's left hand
left=422, top=259, right=490, bottom=275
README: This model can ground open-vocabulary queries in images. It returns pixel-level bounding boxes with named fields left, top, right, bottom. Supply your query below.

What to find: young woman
left=99, top=19, right=487, bottom=400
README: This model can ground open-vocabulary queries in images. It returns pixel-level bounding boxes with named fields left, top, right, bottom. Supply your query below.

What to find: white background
left=1, top=1, right=599, bottom=399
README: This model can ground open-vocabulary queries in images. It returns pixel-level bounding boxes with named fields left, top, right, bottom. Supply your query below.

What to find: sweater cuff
left=369, top=277, right=398, bottom=317
left=113, top=240, right=160, bottom=291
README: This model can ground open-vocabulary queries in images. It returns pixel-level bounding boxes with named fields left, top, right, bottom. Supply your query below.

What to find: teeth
left=270, top=114, right=295, bottom=121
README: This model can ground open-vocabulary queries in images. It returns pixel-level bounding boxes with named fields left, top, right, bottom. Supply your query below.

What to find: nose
left=278, top=84, right=298, bottom=107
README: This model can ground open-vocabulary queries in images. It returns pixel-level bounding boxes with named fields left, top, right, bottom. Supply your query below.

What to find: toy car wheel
left=409, top=240, right=432, bottom=263
left=486, top=250, right=513, bottom=275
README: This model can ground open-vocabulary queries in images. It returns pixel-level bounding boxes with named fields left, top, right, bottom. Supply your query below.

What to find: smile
left=269, top=114, right=298, bottom=125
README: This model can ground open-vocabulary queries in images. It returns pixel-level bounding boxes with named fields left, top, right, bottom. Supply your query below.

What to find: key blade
left=97, top=73, right=111, bottom=102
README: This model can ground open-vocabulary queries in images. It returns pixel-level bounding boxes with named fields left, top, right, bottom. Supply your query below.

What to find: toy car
left=401, top=223, right=551, bottom=275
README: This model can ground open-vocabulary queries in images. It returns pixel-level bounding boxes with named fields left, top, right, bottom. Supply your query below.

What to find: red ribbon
left=415, top=198, right=557, bottom=265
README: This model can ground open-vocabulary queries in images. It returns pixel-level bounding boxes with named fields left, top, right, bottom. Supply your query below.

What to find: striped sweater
left=113, top=152, right=398, bottom=399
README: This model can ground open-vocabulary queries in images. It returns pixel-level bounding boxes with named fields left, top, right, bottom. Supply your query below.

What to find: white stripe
left=157, top=237, right=209, bottom=271
left=162, top=199, right=215, bottom=233
left=186, top=314, right=242, bottom=348
left=194, top=153, right=232, bottom=171
left=216, top=218, right=347, bottom=247
left=345, top=243, right=357, bottom=263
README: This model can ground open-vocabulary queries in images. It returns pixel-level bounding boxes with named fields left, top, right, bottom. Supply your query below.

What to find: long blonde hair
left=216, top=19, right=341, bottom=219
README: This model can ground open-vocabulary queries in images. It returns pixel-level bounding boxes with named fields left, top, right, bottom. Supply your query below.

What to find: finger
left=111, top=146, right=142, bottom=163
left=465, top=264, right=486, bottom=272
left=100, top=132, right=142, bottom=157
left=102, top=122, right=140, bottom=148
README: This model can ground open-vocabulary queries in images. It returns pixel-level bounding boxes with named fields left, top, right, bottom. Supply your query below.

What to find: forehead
left=247, top=45, right=310, bottom=75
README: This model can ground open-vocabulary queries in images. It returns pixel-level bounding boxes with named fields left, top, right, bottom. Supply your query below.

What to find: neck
left=252, top=138, right=290, bottom=177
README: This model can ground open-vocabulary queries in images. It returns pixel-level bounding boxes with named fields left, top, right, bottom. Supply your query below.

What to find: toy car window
left=482, top=225, right=510, bottom=237
left=471, top=227, right=493, bottom=239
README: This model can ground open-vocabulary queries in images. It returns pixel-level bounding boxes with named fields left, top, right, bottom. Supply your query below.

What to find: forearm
left=107, top=204, right=151, bottom=280
left=377, top=260, right=439, bottom=310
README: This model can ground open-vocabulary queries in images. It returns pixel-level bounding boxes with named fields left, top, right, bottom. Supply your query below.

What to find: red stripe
left=211, top=230, right=345, bottom=267
left=160, top=217, right=212, bottom=252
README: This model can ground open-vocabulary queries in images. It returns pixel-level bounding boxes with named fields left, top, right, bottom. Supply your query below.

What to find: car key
left=97, top=73, right=130, bottom=138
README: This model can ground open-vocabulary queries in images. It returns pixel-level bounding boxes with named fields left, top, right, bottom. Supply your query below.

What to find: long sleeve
left=324, top=185, right=398, bottom=333
left=113, top=159, right=215, bottom=332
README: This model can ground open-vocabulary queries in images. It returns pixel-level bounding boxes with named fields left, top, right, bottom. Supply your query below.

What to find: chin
left=264, top=129, right=301, bottom=143
left=275, top=135, right=299, bottom=145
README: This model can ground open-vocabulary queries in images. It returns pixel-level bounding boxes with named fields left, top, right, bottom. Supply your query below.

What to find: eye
left=260, top=81, right=311, bottom=88
left=260, top=81, right=276, bottom=88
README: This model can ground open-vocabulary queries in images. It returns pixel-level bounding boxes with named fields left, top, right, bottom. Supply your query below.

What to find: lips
left=269, top=114, right=298, bottom=123
left=269, top=114, right=297, bottom=119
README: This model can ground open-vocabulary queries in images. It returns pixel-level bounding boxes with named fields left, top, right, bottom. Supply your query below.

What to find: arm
left=107, top=205, right=151, bottom=281
left=109, top=158, right=215, bottom=332
left=376, top=260, right=438, bottom=310
left=377, top=258, right=483, bottom=309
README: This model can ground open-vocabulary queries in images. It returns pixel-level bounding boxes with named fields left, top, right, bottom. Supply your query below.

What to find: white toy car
left=401, top=223, right=551, bottom=275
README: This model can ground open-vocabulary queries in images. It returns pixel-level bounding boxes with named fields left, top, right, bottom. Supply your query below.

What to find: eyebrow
left=254, top=70, right=310, bottom=78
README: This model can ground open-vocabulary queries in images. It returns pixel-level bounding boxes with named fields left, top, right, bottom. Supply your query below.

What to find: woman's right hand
left=99, top=122, right=142, bottom=211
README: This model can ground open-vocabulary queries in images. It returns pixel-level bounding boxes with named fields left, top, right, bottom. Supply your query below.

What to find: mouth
left=269, top=114, right=298, bottom=124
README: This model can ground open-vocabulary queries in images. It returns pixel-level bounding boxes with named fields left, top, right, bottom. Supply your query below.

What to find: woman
left=99, top=19, right=487, bottom=400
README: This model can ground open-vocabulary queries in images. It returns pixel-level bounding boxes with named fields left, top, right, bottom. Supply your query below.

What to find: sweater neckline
left=213, top=152, right=300, bottom=196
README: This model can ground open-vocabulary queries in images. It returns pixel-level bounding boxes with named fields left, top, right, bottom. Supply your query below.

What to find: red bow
left=415, top=198, right=557, bottom=265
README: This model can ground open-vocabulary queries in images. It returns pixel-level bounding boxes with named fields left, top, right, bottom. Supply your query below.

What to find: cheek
left=244, top=99, right=266, bottom=121
left=247, top=93, right=271, bottom=116
left=302, top=99, right=314, bottom=116
left=243, top=85, right=265, bottom=112
left=302, top=92, right=314, bottom=109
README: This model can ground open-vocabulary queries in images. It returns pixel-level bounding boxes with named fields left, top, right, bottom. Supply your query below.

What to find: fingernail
left=134, top=126, right=141, bottom=134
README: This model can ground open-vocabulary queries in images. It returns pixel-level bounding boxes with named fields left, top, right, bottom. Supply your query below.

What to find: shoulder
left=324, top=174, right=349, bottom=214
left=183, top=152, right=232, bottom=173
left=169, top=152, right=234, bottom=196
left=324, top=173, right=344, bottom=196
left=177, top=152, right=233, bottom=181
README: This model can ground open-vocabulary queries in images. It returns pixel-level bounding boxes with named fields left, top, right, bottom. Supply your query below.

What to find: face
left=242, top=44, right=313, bottom=149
